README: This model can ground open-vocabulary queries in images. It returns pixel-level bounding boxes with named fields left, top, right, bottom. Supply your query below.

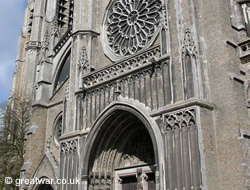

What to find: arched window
left=54, top=53, right=71, bottom=91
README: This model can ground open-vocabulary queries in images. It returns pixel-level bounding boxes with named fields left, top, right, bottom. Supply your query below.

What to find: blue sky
left=0, top=0, right=27, bottom=102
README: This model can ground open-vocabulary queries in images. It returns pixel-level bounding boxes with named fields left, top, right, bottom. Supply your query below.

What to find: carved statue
left=136, top=174, right=143, bottom=190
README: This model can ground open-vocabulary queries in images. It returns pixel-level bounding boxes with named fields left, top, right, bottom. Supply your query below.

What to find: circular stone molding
left=102, top=0, right=162, bottom=61
left=53, top=115, right=62, bottom=146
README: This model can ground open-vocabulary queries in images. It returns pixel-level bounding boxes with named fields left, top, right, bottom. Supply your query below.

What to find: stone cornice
left=150, top=98, right=215, bottom=117
left=72, top=30, right=100, bottom=37
left=59, top=130, right=89, bottom=141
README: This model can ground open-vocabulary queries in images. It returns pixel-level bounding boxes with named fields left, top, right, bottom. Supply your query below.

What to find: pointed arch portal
left=88, top=110, right=155, bottom=189
left=82, top=103, right=165, bottom=190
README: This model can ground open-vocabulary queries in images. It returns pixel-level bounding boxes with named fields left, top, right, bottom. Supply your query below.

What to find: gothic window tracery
left=104, top=0, right=162, bottom=59
left=54, top=52, right=71, bottom=91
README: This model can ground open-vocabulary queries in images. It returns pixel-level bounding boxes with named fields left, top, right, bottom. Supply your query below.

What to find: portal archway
left=82, top=103, right=165, bottom=190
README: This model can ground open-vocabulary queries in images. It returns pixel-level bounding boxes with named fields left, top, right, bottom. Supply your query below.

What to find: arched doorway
left=87, top=110, right=157, bottom=190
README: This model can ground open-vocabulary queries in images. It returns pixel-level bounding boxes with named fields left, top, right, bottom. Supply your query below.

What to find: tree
left=0, top=97, right=31, bottom=190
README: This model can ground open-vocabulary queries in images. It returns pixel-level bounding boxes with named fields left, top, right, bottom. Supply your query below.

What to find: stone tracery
left=106, top=0, right=162, bottom=56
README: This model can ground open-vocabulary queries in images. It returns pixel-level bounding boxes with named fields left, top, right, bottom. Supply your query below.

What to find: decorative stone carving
left=241, top=3, right=250, bottom=25
left=117, top=177, right=123, bottom=184
left=161, top=4, right=168, bottom=29
left=181, top=28, right=199, bottom=99
left=162, top=109, right=202, bottom=190
left=54, top=116, right=62, bottom=144
left=89, top=174, right=95, bottom=186
left=65, top=81, right=70, bottom=100
left=89, top=172, right=112, bottom=190
left=120, top=154, right=141, bottom=167
left=46, top=135, right=53, bottom=150
left=142, top=173, right=148, bottom=181
left=27, top=49, right=37, bottom=55
left=52, top=17, right=59, bottom=35
left=45, top=135, right=59, bottom=166
left=41, top=30, right=50, bottom=56
left=80, top=53, right=171, bottom=129
left=25, top=41, right=42, bottom=56
left=115, top=79, right=121, bottom=96
left=160, top=4, right=169, bottom=55
left=163, top=109, right=195, bottom=133
left=60, top=139, right=78, bottom=155
left=105, top=0, right=162, bottom=57
left=239, top=2, right=250, bottom=36
left=53, top=28, right=72, bottom=54
left=25, top=41, right=41, bottom=50
left=82, top=46, right=161, bottom=88
left=182, top=28, right=197, bottom=56
left=119, top=132, right=154, bottom=167
left=78, top=47, right=89, bottom=74
left=136, top=170, right=143, bottom=190
left=239, top=39, right=250, bottom=64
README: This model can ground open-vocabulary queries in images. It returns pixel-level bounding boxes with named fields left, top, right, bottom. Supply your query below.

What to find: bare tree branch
left=0, top=96, right=31, bottom=190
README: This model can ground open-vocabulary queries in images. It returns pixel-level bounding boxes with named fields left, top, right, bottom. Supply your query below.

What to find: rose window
left=106, top=0, right=162, bottom=57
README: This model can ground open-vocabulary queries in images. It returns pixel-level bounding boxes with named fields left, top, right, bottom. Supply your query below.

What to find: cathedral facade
left=10, top=0, right=250, bottom=189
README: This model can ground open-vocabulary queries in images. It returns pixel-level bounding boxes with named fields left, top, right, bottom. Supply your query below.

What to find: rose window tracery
left=106, top=0, right=162, bottom=57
